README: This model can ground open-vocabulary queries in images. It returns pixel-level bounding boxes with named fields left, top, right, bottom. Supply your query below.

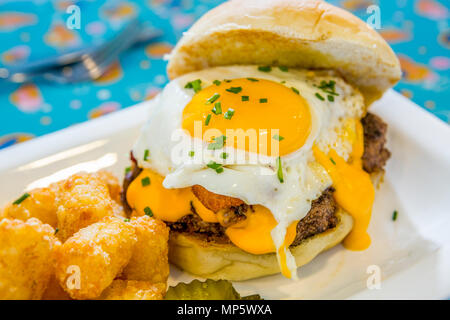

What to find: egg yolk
left=182, top=78, right=311, bottom=156
left=313, top=121, right=375, bottom=251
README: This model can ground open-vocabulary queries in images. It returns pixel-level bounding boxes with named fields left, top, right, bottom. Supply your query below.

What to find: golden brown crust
left=167, top=0, right=401, bottom=105
left=168, top=209, right=353, bottom=281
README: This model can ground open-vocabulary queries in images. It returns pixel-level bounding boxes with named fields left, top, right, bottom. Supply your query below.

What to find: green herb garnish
left=208, top=135, right=226, bottom=150
left=141, top=177, right=151, bottom=187
left=206, top=93, right=220, bottom=105
left=241, top=96, right=249, bottom=101
left=54, top=228, right=59, bottom=235
left=226, top=87, right=242, bottom=94
left=327, top=95, right=335, bottom=102
left=144, top=206, right=153, bottom=217
left=189, top=151, right=195, bottom=157
left=185, top=79, right=202, bottom=93
left=212, top=102, right=222, bottom=115
left=315, top=93, right=325, bottom=101
left=279, top=66, right=289, bottom=72
left=276, top=157, right=284, bottom=183
left=144, top=149, right=150, bottom=161
left=205, top=114, right=212, bottom=126
left=258, top=66, right=272, bottom=72
left=273, top=134, right=284, bottom=141
left=224, top=108, right=235, bottom=120
left=124, top=218, right=130, bottom=222
left=330, top=157, right=336, bottom=165
left=247, top=78, right=259, bottom=82
left=291, top=87, right=299, bottom=95
left=392, top=210, right=398, bottom=221
left=124, top=166, right=131, bottom=174
left=13, top=193, right=30, bottom=205
left=221, top=152, right=228, bottom=159
left=207, top=161, right=224, bottom=174
left=213, top=80, right=221, bottom=86
left=259, top=98, right=268, bottom=103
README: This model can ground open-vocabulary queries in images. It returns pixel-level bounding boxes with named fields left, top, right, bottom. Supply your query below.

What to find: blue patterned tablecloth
left=0, top=0, right=449, bottom=149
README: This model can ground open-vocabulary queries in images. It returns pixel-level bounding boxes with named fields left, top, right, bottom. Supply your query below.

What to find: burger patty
left=122, top=112, right=390, bottom=245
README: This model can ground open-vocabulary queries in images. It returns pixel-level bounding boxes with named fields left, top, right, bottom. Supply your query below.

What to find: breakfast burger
left=123, top=0, right=401, bottom=280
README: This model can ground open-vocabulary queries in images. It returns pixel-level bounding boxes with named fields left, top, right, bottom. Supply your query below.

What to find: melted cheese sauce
left=313, top=121, right=374, bottom=250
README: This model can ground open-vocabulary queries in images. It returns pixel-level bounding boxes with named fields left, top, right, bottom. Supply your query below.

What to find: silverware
left=1, top=19, right=161, bottom=84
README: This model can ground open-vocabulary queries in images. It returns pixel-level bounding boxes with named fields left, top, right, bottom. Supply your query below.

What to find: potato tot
left=121, top=216, right=169, bottom=285
left=98, top=280, right=165, bottom=300
left=55, top=172, right=122, bottom=241
left=0, top=218, right=60, bottom=300
left=53, top=216, right=137, bottom=300
left=2, top=188, right=57, bottom=228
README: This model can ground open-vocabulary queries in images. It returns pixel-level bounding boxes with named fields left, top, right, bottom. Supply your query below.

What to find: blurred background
left=0, top=0, right=448, bottom=149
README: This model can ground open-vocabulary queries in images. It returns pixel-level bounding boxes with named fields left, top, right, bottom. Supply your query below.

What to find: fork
left=3, top=19, right=148, bottom=84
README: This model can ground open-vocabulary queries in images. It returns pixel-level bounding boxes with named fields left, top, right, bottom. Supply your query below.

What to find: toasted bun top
left=167, top=0, right=401, bottom=105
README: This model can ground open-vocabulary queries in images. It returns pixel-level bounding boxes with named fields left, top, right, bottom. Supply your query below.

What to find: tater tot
left=0, top=218, right=60, bottom=300
left=121, top=216, right=170, bottom=285
left=53, top=216, right=137, bottom=300
left=2, top=188, right=57, bottom=228
left=93, top=170, right=122, bottom=203
left=55, top=172, right=120, bottom=241
left=98, top=280, right=165, bottom=300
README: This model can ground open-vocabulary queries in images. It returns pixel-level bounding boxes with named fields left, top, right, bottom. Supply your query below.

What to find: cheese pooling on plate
left=128, top=65, right=374, bottom=278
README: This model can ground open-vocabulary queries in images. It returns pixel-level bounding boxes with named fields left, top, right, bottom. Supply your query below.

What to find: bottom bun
left=168, top=209, right=353, bottom=281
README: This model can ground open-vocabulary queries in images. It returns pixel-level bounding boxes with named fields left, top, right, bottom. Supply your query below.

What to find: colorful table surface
left=0, top=0, right=449, bottom=150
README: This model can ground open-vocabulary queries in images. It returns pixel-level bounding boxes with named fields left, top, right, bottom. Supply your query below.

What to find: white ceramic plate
left=1, top=90, right=449, bottom=299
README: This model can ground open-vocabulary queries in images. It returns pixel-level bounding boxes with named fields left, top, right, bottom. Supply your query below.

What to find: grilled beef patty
left=122, top=112, right=390, bottom=246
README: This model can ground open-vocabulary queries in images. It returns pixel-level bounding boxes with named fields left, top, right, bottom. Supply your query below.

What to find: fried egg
left=129, top=65, right=373, bottom=278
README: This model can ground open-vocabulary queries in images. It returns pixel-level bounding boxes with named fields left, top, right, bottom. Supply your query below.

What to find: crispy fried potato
left=121, top=216, right=169, bottom=285
left=2, top=187, right=57, bottom=228
left=53, top=216, right=137, bottom=300
left=55, top=172, right=123, bottom=241
left=192, top=185, right=243, bottom=212
left=41, top=275, right=71, bottom=300
left=98, top=280, right=165, bottom=300
left=93, top=170, right=122, bottom=203
left=0, top=218, right=60, bottom=300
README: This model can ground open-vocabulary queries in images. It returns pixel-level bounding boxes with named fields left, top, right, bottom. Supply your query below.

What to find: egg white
left=133, top=65, right=364, bottom=277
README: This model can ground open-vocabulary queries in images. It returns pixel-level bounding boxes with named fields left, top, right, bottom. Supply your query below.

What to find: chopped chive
left=327, top=95, right=335, bottom=102
left=221, top=152, right=229, bottom=159
left=315, top=93, right=325, bottom=101
left=144, top=149, right=150, bottom=161
left=226, top=86, right=242, bottom=94
left=208, top=135, right=226, bottom=150
left=124, top=166, right=131, bottom=174
left=207, top=161, right=224, bottom=173
left=124, top=218, right=130, bottom=222
left=144, top=206, right=153, bottom=217
left=276, top=157, right=284, bottom=183
left=189, top=151, right=195, bottom=157
left=213, top=80, right=221, bottom=86
left=316, top=80, right=340, bottom=96
left=291, top=87, right=299, bottom=95
left=54, top=228, right=59, bottom=235
left=258, top=66, right=272, bottom=72
left=392, top=210, right=398, bottom=221
left=272, top=134, right=284, bottom=141
left=212, top=102, right=222, bottom=115
left=280, top=80, right=286, bottom=84
left=185, top=79, right=202, bottom=93
left=205, top=114, right=212, bottom=126
left=241, top=96, right=249, bottom=101
left=13, top=193, right=30, bottom=205
left=206, top=93, right=220, bottom=105
left=224, top=108, right=235, bottom=120
left=247, top=78, right=259, bottom=82
left=330, top=157, right=336, bottom=165
left=141, top=177, right=151, bottom=187
left=224, top=79, right=232, bottom=83
left=259, top=98, right=268, bottom=103
left=279, top=66, right=289, bottom=72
